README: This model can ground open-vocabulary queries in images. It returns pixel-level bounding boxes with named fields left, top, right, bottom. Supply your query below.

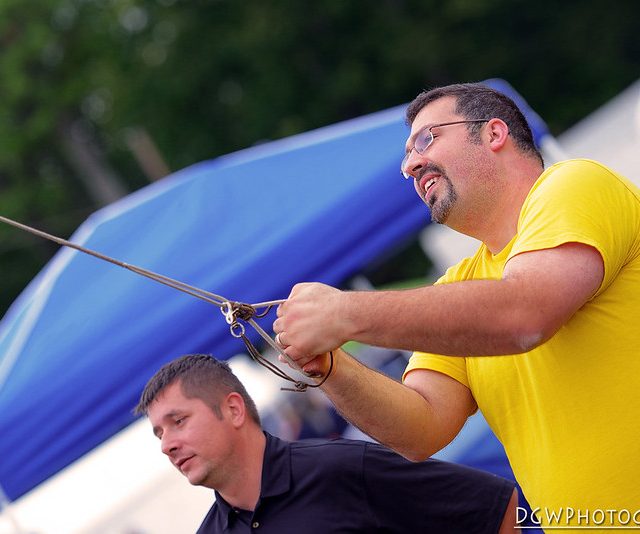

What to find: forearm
left=342, top=279, right=543, bottom=355
left=276, top=280, right=536, bottom=364
left=276, top=244, right=602, bottom=361
left=320, top=349, right=459, bottom=460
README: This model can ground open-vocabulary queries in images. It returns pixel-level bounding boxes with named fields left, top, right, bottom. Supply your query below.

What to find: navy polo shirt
left=196, top=432, right=514, bottom=533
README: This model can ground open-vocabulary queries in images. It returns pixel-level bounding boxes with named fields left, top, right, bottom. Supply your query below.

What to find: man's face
left=148, top=381, right=236, bottom=490
left=404, top=97, right=486, bottom=227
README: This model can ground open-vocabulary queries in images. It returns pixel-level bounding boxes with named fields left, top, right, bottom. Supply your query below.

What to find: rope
left=0, top=214, right=329, bottom=391
left=222, top=301, right=334, bottom=391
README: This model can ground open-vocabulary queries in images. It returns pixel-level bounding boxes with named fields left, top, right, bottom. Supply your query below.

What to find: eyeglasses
left=401, top=119, right=491, bottom=179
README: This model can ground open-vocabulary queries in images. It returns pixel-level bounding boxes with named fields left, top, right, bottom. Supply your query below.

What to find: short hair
left=134, top=354, right=261, bottom=425
left=405, top=82, right=543, bottom=166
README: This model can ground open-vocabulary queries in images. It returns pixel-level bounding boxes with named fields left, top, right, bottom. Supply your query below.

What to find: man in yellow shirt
left=273, top=83, right=640, bottom=529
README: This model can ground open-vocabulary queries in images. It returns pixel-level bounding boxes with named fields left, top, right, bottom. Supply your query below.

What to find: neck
left=480, top=183, right=532, bottom=254
left=458, top=158, right=543, bottom=254
left=218, top=427, right=266, bottom=511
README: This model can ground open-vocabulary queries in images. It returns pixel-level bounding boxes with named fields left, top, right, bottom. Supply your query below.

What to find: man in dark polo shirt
left=135, top=354, right=518, bottom=533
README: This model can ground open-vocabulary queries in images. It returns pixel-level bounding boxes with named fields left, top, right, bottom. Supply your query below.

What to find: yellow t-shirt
left=405, top=159, right=640, bottom=526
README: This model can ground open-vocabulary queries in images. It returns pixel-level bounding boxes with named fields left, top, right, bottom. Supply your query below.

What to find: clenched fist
left=273, top=282, right=352, bottom=372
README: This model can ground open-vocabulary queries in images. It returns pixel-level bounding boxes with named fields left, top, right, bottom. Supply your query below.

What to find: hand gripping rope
left=0, top=215, right=332, bottom=392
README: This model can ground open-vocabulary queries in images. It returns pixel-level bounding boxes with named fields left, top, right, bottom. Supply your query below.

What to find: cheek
left=192, top=425, right=224, bottom=454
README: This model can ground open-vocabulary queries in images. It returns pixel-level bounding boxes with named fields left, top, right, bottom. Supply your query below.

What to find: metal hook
left=221, top=301, right=234, bottom=325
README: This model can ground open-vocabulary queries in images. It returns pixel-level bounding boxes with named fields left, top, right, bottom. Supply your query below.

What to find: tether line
left=0, top=214, right=323, bottom=390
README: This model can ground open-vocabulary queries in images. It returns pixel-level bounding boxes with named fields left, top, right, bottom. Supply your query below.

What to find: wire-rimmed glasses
left=401, top=119, right=491, bottom=179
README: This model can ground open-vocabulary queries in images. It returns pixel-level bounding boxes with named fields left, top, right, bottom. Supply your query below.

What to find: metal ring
left=230, top=322, right=245, bottom=338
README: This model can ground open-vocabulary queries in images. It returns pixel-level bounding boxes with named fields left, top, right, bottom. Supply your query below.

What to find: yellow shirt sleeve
left=402, top=260, right=479, bottom=386
left=404, top=350, right=471, bottom=387
left=510, top=159, right=640, bottom=295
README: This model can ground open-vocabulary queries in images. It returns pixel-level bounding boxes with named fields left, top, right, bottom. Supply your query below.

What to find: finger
left=275, top=332, right=285, bottom=347
left=302, top=366, right=324, bottom=379
left=273, top=318, right=283, bottom=333
left=302, top=354, right=330, bottom=379
left=282, top=347, right=309, bottom=368
left=278, top=352, right=306, bottom=371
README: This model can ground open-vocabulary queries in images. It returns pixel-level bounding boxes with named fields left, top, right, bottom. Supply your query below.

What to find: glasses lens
left=401, top=154, right=411, bottom=179
left=414, top=128, right=432, bottom=154
left=400, top=127, right=433, bottom=179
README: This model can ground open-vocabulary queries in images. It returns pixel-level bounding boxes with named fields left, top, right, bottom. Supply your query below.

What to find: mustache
left=416, top=163, right=445, bottom=182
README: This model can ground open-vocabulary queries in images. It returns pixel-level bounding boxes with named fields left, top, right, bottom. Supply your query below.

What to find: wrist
left=318, top=348, right=352, bottom=388
left=339, top=290, right=363, bottom=341
left=314, top=351, right=336, bottom=387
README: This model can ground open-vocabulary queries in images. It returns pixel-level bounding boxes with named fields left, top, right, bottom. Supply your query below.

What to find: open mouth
left=424, top=177, right=437, bottom=193
left=421, top=176, right=439, bottom=200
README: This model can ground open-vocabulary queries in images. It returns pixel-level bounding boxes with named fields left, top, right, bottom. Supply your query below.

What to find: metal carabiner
left=221, top=301, right=235, bottom=325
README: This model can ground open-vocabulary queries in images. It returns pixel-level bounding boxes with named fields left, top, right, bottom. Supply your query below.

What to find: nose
left=402, top=148, right=427, bottom=181
left=160, top=432, right=179, bottom=456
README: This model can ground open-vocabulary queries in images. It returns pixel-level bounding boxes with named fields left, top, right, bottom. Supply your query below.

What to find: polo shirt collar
left=212, top=432, right=291, bottom=529
left=212, top=492, right=234, bottom=531
left=259, top=432, right=292, bottom=499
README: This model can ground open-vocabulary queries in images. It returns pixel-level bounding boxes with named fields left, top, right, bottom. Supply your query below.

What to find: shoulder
left=359, top=441, right=515, bottom=496
left=530, top=159, right=638, bottom=201
left=517, top=158, right=640, bottom=239
left=289, top=436, right=367, bottom=468
left=543, top=158, right=619, bottom=178
left=360, top=447, right=516, bottom=533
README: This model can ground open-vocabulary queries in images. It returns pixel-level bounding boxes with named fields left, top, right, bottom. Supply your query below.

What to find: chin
left=429, top=198, right=454, bottom=224
left=430, top=207, right=450, bottom=224
left=185, top=469, right=207, bottom=487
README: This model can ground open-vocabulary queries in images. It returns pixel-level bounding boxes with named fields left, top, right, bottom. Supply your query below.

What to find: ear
left=485, top=118, right=509, bottom=152
left=224, top=392, right=246, bottom=428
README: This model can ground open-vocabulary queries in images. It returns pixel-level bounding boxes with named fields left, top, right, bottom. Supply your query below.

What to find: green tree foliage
left=1, top=0, right=639, bottom=315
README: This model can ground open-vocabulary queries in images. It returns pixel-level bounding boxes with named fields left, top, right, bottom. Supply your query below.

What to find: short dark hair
left=405, top=83, right=543, bottom=166
left=134, top=354, right=261, bottom=425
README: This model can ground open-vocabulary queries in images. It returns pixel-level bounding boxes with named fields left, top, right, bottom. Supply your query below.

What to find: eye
left=415, top=129, right=433, bottom=153
left=175, top=417, right=185, bottom=426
